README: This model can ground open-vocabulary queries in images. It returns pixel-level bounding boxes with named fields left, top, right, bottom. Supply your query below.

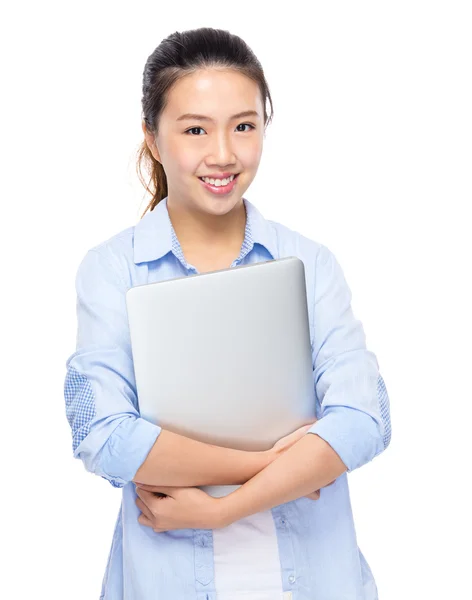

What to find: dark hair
left=136, top=27, right=274, bottom=218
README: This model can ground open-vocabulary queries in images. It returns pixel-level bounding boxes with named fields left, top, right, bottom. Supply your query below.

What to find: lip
left=198, top=172, right=239, bottom=179
left=198, top=173, right=239, bottom=195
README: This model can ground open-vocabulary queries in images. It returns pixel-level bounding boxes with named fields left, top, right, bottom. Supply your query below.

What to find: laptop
left=126, top=256, right=316, bottom=497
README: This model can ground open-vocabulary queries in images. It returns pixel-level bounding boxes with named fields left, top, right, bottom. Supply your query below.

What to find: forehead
left=163, top=68, right=263, bottom=118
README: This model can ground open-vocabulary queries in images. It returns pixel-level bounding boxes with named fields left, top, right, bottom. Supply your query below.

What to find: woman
left=64, top=27, right=392, bottom=600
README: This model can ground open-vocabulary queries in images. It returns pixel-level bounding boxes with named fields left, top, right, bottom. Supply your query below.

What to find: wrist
left=213, top=495, right=235, bottom=528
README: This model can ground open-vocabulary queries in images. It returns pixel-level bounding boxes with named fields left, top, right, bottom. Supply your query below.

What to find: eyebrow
left=176, top=110, right=261, bottom=123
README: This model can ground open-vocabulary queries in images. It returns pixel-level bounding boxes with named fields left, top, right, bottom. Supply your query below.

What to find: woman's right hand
left=271, top=422, right=316, bottom=457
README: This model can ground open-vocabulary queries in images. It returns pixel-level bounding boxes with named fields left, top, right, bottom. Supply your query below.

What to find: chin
left=203, top=195, right=243, bottom=214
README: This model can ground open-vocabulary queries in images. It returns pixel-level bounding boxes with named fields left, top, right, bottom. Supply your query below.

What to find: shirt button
left=288, top=575, right=295, bottom=584
left=280, top=518, right=286, bottom=526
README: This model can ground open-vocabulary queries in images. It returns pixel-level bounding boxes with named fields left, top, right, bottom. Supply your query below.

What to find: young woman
left=64, top=27, right=392, bottom=600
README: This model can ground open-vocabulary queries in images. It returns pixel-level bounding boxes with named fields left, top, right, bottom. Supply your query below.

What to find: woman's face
left=143, top=67, right=265, bottom=217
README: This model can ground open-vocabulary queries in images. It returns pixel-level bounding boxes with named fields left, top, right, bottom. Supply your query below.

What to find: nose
left=207, top=131, right=237, bottom=167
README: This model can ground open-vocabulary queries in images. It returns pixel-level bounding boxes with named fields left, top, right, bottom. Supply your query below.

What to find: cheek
left=241, top=130, right=264, bottom=163
left=167, top=143, right=199, bottom=176
left=240, top=142, right=263, bottom=170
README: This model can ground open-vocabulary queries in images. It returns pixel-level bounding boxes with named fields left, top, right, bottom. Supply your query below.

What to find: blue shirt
left=64, top=196, right=391, bottom=599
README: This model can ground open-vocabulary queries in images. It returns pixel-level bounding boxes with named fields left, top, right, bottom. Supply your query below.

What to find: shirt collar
left=133, top=196, right=278, bottom=265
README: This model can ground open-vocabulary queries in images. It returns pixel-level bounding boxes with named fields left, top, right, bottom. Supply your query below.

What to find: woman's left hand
left=135, top=484, right=224, bottom=532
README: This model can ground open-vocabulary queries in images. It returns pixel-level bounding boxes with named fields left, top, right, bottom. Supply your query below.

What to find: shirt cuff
left=306, top=406, right=384, bottom=472
left=98, top=417, right=162, bottom=486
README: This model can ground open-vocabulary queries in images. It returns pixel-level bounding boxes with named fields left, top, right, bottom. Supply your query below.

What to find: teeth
left=201, top=174, right=236, bottom=186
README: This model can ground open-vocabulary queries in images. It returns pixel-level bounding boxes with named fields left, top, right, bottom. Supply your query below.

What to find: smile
left=198, top=173, right=240, bottom=195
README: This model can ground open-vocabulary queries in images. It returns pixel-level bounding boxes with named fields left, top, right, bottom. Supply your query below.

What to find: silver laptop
left=126, top=257, right=316, bottom=497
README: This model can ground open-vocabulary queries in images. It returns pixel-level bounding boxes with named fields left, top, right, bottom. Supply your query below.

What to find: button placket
left=271, top=506, right=297, bottom=593
left=194, top=530, right=215, bottom=589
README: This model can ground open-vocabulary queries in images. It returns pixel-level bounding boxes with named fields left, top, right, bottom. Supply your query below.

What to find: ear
left=142, top=120, right=161, bottom=163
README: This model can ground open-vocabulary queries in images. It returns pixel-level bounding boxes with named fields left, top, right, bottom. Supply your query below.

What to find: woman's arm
left=218, top=432, right=346, bottom=525
left=133, top=428, right=270, bottom=487
left=133, top=430, right=340, bottom=532
left=133, top=423, right=314, bottom=487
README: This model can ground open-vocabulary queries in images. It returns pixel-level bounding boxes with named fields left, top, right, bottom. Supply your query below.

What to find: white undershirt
left=203, top=485, right=292, bottom=600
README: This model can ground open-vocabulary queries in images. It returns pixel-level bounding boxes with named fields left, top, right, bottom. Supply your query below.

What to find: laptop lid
left=126, top=257, right=316, bottom=454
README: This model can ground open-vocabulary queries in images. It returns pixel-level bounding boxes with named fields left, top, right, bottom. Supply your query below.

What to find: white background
left=1, top=1, right=471, bottom=598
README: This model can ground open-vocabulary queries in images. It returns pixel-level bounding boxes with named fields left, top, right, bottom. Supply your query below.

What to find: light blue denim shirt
left=64, top=196, right=391, bottom=600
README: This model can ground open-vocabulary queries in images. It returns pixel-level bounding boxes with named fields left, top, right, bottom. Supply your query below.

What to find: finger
left=137, top=512, right=156, bottom=530
left=136, top=484, right=177, bottom=497
left=135, top=487, right=152, bottom=502
left=136, top=487, right=164, bottom=506
left=136, top=497, right=154, bottom=521
left=296, top=423, right=314, bottom=436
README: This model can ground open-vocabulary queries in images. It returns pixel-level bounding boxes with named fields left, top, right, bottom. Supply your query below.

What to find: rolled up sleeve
left=63, top=248, right=162, bottom=487
left=307, top=244, right=392, bottom=472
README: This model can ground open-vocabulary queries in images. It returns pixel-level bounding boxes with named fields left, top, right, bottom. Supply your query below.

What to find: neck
left=166, top=197, right=247, bottom=252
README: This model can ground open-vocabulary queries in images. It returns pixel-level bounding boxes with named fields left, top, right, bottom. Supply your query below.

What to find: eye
left=236, top=123, right=255, bottom=132
left=185, top=127, right=205, bottom=136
